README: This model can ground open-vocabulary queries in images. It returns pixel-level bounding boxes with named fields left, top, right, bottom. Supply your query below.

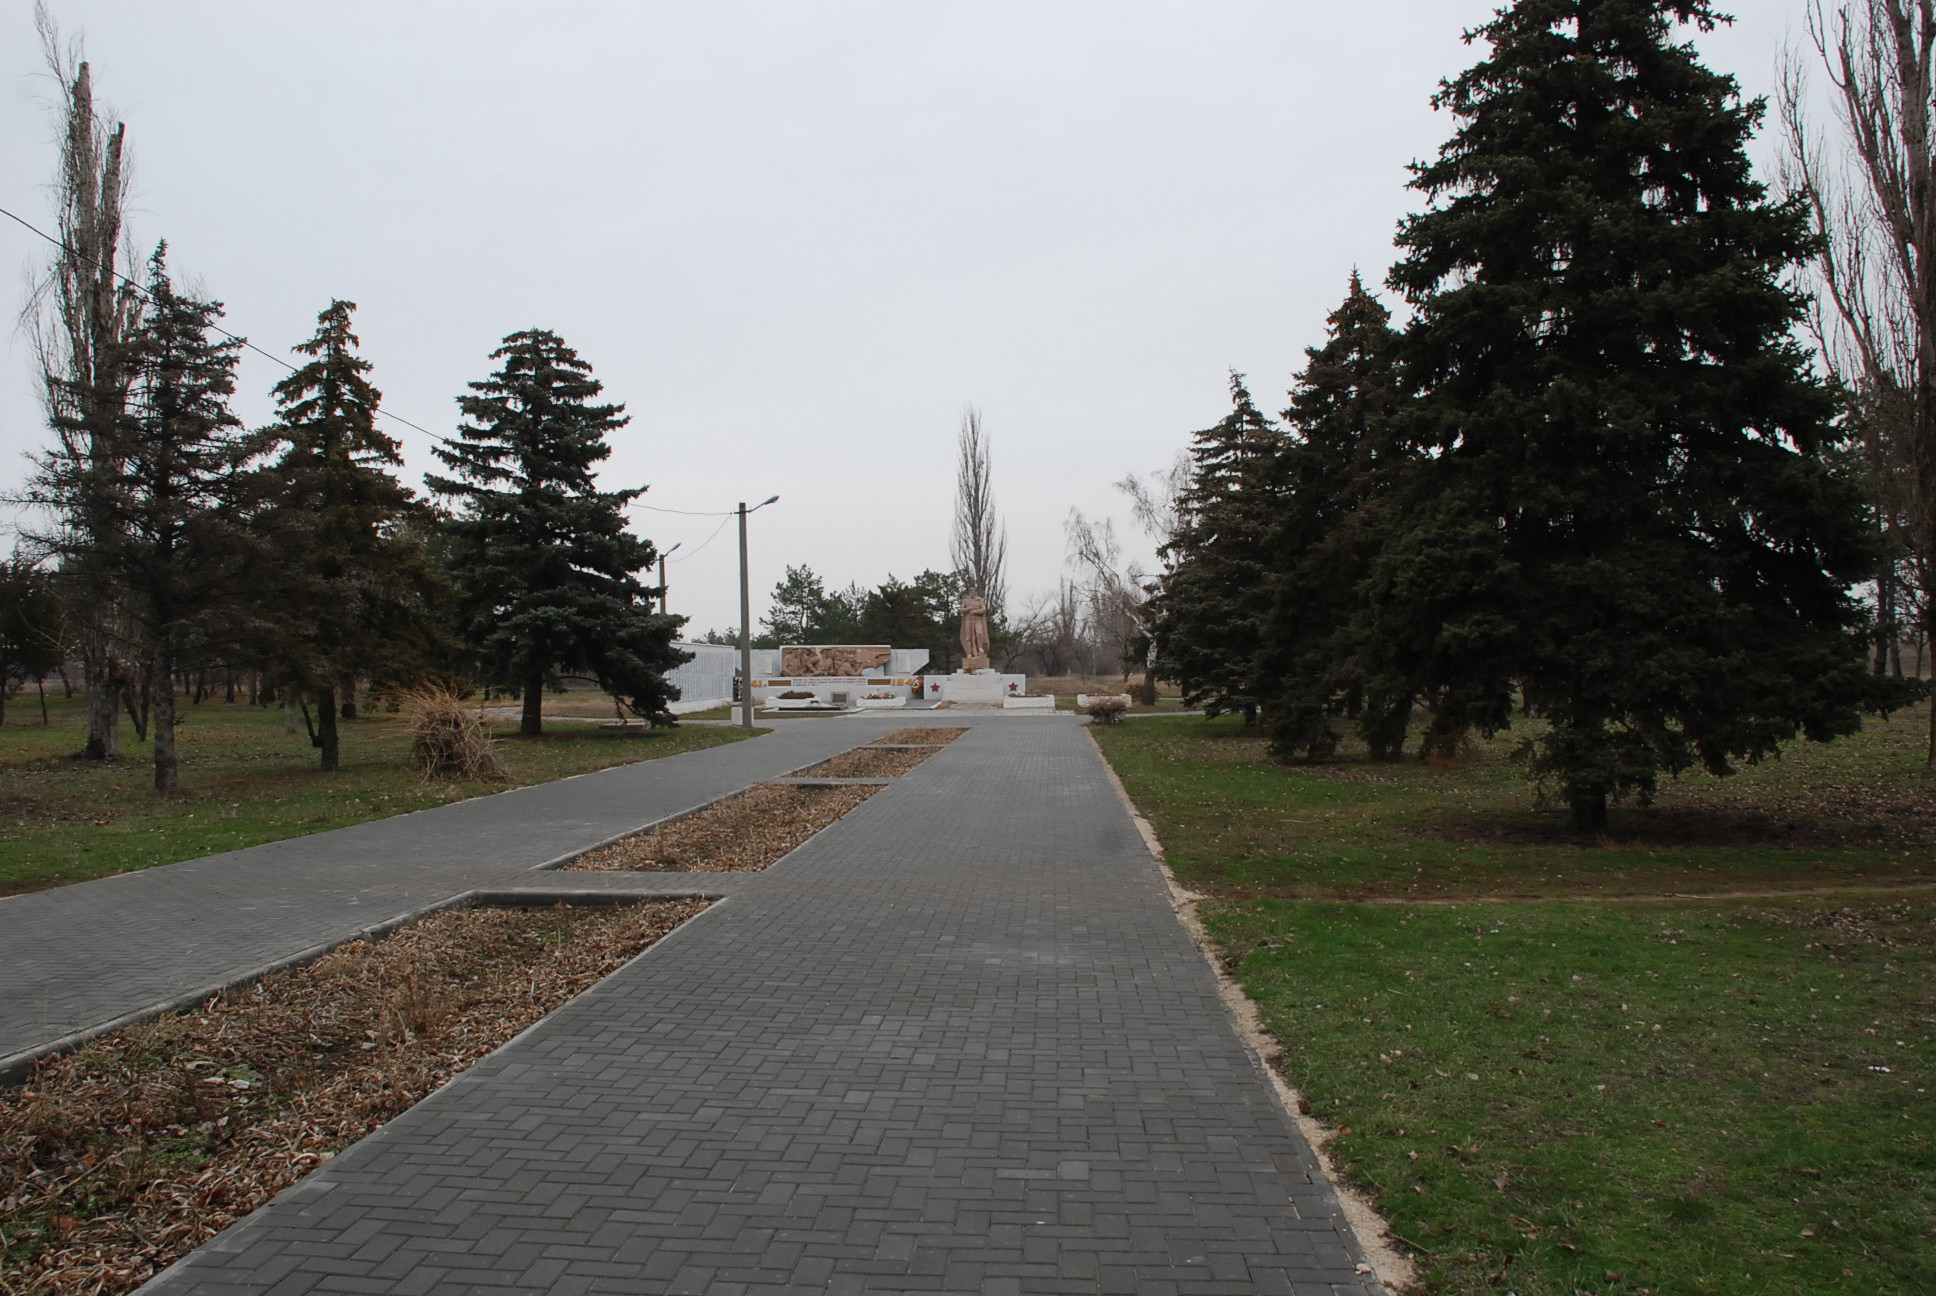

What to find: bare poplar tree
left=25, top=4, right=143, bottom=760
left=949, top=408, right=1008, bottom=618
left=1780, top=0, right=1936, bottom=757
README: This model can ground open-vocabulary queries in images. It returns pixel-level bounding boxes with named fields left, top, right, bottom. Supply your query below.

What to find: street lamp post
left=737, top=496, right=779, bottom=728
left=657, top=542, right=681, bottom=616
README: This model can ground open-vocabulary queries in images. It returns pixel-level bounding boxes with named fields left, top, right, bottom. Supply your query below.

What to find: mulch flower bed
left=567, top=783, right=878, bottom=873
left=0, top=899, right=706, bottom=1296
left=794, top=746, right=934, bottom=779
left=875, top=727, right=967, bottom=746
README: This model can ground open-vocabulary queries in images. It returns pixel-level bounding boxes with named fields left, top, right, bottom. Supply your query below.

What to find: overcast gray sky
left=2, top=1, right=1814, bottom=636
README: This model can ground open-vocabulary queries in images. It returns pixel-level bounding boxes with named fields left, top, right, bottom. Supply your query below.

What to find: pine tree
left=763, top=565, right=831, bottom=643
left=260, top=301, right=448, bottom=770
left=1152, top=374, right=1283, bottom=721
left=429, top=330, right=685, bottom=735
left=1258, top=274, right=1408, bottom=759
left=1375, top=0, right=1910, bottom=831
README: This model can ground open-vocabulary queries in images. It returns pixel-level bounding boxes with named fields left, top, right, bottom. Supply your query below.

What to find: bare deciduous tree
left=1780, top=0, right=1936, bottom=757
left=1062, top=457, right=1192, bottom=702
left=1006, top=579, right=1087, bottom=677
left=25, top=3, right=143, bottom=761
left=949, top=408, right=1007, bottom=619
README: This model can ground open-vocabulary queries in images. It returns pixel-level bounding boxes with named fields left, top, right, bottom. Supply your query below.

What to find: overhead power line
left=628, top=502, right=737, bottom=517
left=4, top=200, right=745, bottom=529
left=1, top=201, right=443, bottom=442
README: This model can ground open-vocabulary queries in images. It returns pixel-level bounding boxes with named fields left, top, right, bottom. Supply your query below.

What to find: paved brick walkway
left=128, top=716, right=1380, bottom=1295
left=0, top=721, right=883, bottom=1072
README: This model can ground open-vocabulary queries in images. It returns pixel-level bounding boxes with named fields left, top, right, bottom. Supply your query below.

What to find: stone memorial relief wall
left=780, top=645, right=893, bottom=677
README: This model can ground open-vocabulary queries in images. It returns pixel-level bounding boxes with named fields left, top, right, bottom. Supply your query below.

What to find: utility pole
left=737, top=496, right=779, bottom=727
left=658, top=541, right=681, bottom=616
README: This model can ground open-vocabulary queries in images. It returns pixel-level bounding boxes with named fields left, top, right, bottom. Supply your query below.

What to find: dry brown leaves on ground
left=1424, top=781, right=1936, bottom=850
left=0, top=900, right=705, bottom=1296
left=794, top=747, right=933, bottom=779
left=568, top=783, right=877, bottom=873
left=875, top=728, right=966, bottom=746
left=1743, top=902, right=1936, bottom=951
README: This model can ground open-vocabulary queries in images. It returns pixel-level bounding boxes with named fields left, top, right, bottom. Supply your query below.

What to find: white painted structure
left=922, top=671, right=1028, bottom=704
left=665, top=642, right=739, bottom=708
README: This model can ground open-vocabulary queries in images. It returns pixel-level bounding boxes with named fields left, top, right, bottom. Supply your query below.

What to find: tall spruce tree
left=429, top=330, right=686, bottom=735
left=1152, top=374, right=1283, bottom=721
left=261, top=301, right=447, bottom=770
left=1376, top=0, right=1908, bottom=831
left=32, top=247, right=260, bottom=790
left=1258, top=274, right=1408, bottom=759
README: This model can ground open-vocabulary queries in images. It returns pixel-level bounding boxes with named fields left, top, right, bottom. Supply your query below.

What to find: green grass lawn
left=1093, top=712, right=1936, bottom=1295
left=0, top=694, right=762, bottom=895
left=1098, top=712, right=1934, bottom=900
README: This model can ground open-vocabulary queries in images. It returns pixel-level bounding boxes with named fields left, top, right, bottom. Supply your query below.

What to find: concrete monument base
left=922, top=669, right=1027, bottom=704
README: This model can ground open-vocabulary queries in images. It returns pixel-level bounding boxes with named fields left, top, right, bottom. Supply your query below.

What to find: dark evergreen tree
left=763, top=565, right=832, bottom=643
left=261, top=301, right=448, bottom=770
left=1151, top=374, right=1282, bottom=721
left=759, top=566, right=871, bottom=646
left=34, top=247, right=261, bottom=790
left=429, top=329, right=686, bottom=735
left=858, top=570, right=967, bottom=672
left=0, top=556, right=66, bottom=726
left=1374, top=0, right=1912, bottom=830
left=1258, top=274, right=1409, bottom=758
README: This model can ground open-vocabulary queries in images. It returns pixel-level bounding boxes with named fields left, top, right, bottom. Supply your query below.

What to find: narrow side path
left=143, top=717, right=1382, bottom=1295
left=0, top=719, right=892, bottom=1069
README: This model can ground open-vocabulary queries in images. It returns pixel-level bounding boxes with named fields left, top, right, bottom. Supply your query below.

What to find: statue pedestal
left=942, top=671, right=1007, bottom=705
left=924, top=669, right=1025, bottom=705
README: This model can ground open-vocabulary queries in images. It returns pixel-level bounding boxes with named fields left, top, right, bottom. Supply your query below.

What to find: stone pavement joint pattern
left=127, top=717, right=1381, bottom=1295
left=0, top=721, right=887, bottom=1071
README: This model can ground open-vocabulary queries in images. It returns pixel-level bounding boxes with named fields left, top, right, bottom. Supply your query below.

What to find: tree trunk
left=38, top=676, right=49, bottom=725
left=123, top=670, right=150, bottom=742
left=522, top=667, right=545, bottom=737
left=83, top=650, right=119, bottom=760
left=1876, top=571, right=1895, bottom=675
left=316, top=684, right=341, bottom=772
left=1139, top=666, right=1158, bottom=707
left=283, top=689, right=300, bottom=734
left=153, top=647, right=179, bottom=792
left=1569, top=787, right=1608, bottom=835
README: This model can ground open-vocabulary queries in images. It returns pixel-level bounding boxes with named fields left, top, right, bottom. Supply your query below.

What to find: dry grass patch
left=875, top=727, right=967, bottom=746
left=568, top=783, right=877, bottom=873
left=0, top=899, right=705, bottom=1296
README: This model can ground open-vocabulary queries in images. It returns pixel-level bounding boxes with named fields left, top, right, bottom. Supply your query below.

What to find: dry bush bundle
left=1078, top=695, right=1131, bottom=725
left=0, top=900, right=705, bottom=1296
left=796, top=747, right=933, bottom=779
left=569, top=782, right=876, bottom=873
left=402, top=687, right=505, bottom=782
left=876, top=727, right=967, bottom=745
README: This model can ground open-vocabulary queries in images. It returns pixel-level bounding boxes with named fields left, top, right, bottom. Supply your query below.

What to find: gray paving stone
left=0, top=720, right=886, bottom=1068
left=124, top=717, right=1382, bottom=1294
